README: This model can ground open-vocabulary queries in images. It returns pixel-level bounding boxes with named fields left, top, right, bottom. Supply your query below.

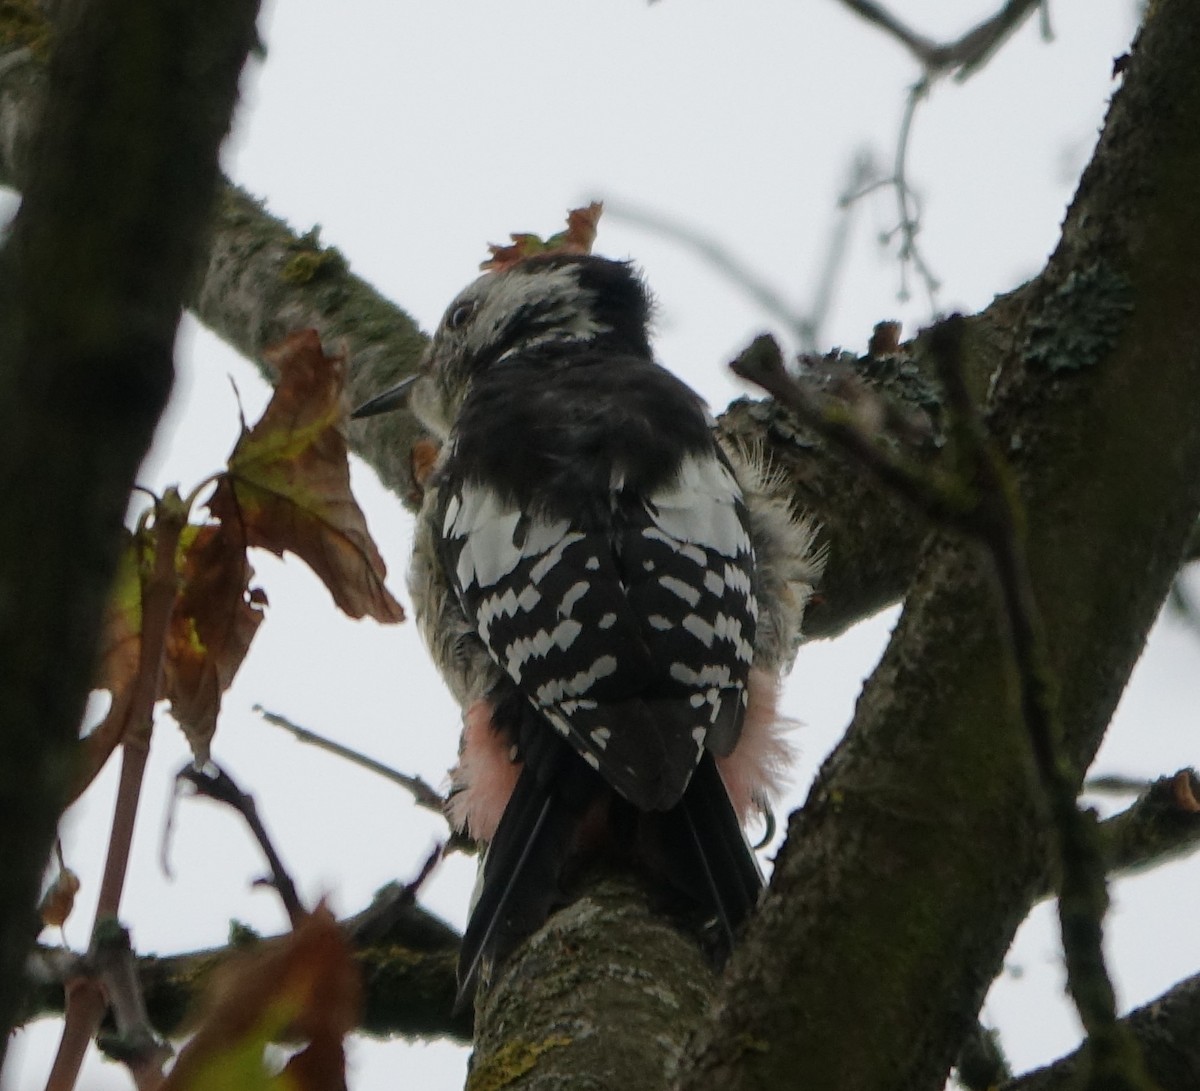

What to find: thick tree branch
left=0, top=0, right=260, bottom=1066
left=468, top=877, right=717, bottom=1089
left=1000, top=974, right=1200, bottom=1091
left=681, top=4, right=1200, bottom=1089
left=23, top=887, right=471, bottom=1044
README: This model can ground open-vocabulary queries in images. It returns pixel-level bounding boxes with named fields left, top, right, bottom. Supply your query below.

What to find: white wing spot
left=559, top=580, right=590, bottom=616
left=683, top=613, right=716, bottom=648
left=599, top=612, right=617, bottom=629
left=534, top=655, right=618, bottom=704
left=642, top=527, right=707, bottom=567
left=670, top=662, right=733, bottom=687
left=529, top=531, right=587, bottom=584
left=505, top=619, right=584, bottom=680
left=660, top=575, right=701, bottom=607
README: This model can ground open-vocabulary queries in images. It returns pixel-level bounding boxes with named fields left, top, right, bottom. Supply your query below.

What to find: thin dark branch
left=835, top=0, right=938, bottom=64
left=834, top=0, right=1047, bottom=80
left=836, top=0, right=1054, bottom=308
left=1087, top=775, right=1154, bottom=795
left=90, top=921, right=172, bottom=1087
left=842, top=78, right=941, bottom=309
left=254, top=705, right=447, bottom=818
left=172, top=763, right=306, bottom=927
left=892, top=79, right=939, bottom=307
left=804, top=151, right=879, bottom=346
left=27, top=893, right=471, bottom=1044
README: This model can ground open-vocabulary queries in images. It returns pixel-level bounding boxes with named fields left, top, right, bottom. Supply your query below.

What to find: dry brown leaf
left=161, top=904, right=360, bottom=1091
left=212, top=330, right=404, bottom=624
left=481, top=201, right=604, bottom=272
left=163, top=523, right=266, bottom=764
left=73, top=528, right=149, bottom=801
left=39, top=867, right=81, bottom=930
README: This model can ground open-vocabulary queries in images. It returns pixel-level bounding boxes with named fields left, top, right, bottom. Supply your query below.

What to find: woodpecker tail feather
left=457, top=747, right=763, bottom=1007
left=643, top=753, right=764, bottom=958
left=455, top=751, right=585, bottom=1008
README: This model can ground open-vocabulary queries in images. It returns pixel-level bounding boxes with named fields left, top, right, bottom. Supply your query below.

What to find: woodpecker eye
left=448, top=301, right=476, bottom=330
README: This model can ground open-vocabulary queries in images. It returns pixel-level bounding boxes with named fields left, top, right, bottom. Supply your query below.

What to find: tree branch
left=682, top=3, right=1200, bottom=1088
left=836, top=0, right=1048, bottom=81
left=23, top=887, right=471, bottom=1044
left=0, top=0, right=261, bottom=1064
left=1001, top=974, right=1200, bottom=1091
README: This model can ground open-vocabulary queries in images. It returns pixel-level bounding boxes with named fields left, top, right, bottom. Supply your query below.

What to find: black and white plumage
left=381, top=253, right=822, bottom=1000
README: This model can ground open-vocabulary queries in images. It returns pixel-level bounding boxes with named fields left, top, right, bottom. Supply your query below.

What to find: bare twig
left=254, top=705, right=447, bottom=818
left=91, top=921, right=171, bottom=1090
left=95, top=495, right=186, bottom=921
left=1086, top=774, right=1154, bottom=796
left=842, top=78, right=941, bottom=310
left=837, top=0, right=1054, bottom=309
left=806, top=151, right=879, bottom=345
left=835, top=0, right=1048, bottom=80
left=46, top=495, right=186, bottom=1091
left=1099, top=770, right=1200, bottom=880
left=173, top=763, right=306, bottom=927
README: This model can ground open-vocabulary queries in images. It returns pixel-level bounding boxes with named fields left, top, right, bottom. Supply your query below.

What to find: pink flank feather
left=715, top=669, right=795, bottom=824
left=447, top=700, right=521, bottom=843
left=448, top=671, right=793, bottom=842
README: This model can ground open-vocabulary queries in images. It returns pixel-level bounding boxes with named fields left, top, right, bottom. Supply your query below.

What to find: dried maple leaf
left=75, top=528, right=146, bottom=798
left=481, top=201, right=604, bottom=272
left=39, top=866, right=81, bottom=930
left=163, top=523, right=266, bottom=764
left=161, top=904, right=360, bottom=1091
left=212, top=330, right=404, bottom=624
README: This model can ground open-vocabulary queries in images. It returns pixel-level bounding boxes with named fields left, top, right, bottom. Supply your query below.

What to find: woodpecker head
left=354, top=254, right=654, bottom=438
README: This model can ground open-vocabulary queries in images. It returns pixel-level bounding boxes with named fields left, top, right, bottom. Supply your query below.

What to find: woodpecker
left=357, top=253, right=821, bottom=1000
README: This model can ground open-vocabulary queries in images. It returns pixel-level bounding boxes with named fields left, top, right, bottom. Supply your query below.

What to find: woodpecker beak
left=351, top=374, right=418, bottom=420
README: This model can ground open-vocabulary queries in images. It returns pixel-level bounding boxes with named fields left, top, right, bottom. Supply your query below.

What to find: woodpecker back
left=397, top=253, right=818, bottom=999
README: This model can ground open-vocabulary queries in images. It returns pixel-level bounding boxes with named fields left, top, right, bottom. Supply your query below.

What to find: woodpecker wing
left=437, top=443, right=757, bottom=812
